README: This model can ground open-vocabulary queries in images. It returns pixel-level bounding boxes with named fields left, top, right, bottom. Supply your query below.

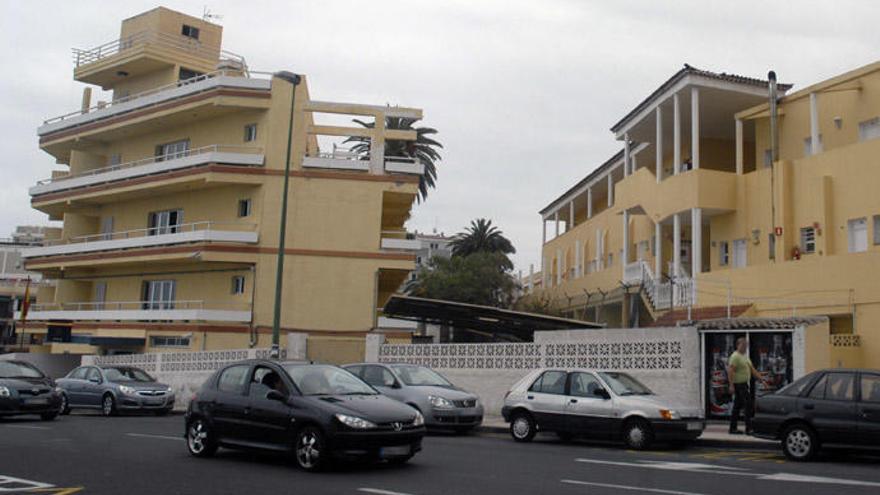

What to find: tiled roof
left=610, top=64, right=794, bottom=133
left=688, top=316, right=827, bottom=330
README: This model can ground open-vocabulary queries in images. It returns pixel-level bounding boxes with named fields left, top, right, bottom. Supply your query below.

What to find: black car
left=184, top=360, right=426, bottom=471
left=752, top=368, right=880, bottom=461
left=0, top=360, right=63, bottom=421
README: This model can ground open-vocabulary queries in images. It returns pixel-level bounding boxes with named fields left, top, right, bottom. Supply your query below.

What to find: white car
left=501, top=368, right=704, bottom=449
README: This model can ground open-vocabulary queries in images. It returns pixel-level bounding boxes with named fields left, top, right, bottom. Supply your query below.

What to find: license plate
left=686, top=421, right=704, bottom=431
left=380, top=445, right=411, bottom=458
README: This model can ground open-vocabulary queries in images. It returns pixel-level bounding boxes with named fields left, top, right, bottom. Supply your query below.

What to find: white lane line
left=758, top=473, right=880, bottom=487
left=575, top=458, right=752, bottom=476
left=2, top=424, right=50, bottom=430
left=562, top=479, right=708, bottom=495
left=0, top=474, right=54, bottom=492
left=358, top=488, right=416, bottom=495
left=126, top=433, right=184, bottom=441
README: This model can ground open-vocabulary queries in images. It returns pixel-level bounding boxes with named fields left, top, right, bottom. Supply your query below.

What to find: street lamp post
left=271, top=71, right=302, bottom=359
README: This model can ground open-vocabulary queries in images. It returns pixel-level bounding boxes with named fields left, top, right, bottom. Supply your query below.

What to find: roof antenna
left=203, top=6, right=223, bottom=22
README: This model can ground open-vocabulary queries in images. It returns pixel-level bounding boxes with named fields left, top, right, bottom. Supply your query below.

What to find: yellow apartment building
left=529, top=63, right=880, bottom=368
left=19, top=7, right=427, bottom=359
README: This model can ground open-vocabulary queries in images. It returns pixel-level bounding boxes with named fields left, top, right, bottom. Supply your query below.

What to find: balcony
left=21, top=222, right=258, bottom=260
left=39, top=70, right=270, bottom=139
left=302, top=149, right=424, bottom=175
left=380, top=231, right=421, bottom=251
left=16, top=300, right=251, bottom=323
left=30, top=145, right=264, bottom=198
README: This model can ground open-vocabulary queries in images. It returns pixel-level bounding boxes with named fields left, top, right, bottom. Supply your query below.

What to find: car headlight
left=164, top=386, right=173, bottom=394
left=54, top=386, right=63, bottom=394
left=412, top=410, right=424, bottom=427
left=659, top=409, right=680, bottom=420
left=428, top=395, right=455, bottom=409
left=0, top=386, right=10, bottom=398
left=335, top=413, right=377, bottom=429
left=119, top=385, right=137, bottom=396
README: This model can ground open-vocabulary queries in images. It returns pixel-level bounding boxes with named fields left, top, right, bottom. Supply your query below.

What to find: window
left=807, top=373, right=828, bottom=399
left=231, top=276, right=245, bottom=295
left=732, top=239, right=747, bottom=268
left=148, top=209, right=183, bottom=235
left=874, top=215, right=880, bottom=245
left=68, top=367, right=89, bottom=380
left=607, top=253, right=613, bottom=267
left=217, top=365, right=250, bottom=394
left=108, top=154, right=122, bottom=166
left=237, top=199, right=252, bottom=218
left=250, top=366, right=288, bottom=397
left=155, top=139, right=190, bottom=161
left=150, top=335, right=190, bottom=348
left=859, top=117, right=880, bottom=142
left=243, top=123, right=257, bottom=142
left=779, top=372, right=817, bottom=397
left=361, top=366, right=397, bottom=388
left=181, top=24, right=200, bottom=40
left=800, top=227, right=816, bottom=254
left=86, top=368, right=102, bottom=383
left=94, top=282, right=107, bottom=310
left=861, top=374, right=880, bottom=403
left=719, top=241, right=729, bottom=266
left=178, top=68, right=203, bottom=82
left=825, top=373, right=855, bottom=401
left=763, top=149, right=773, bottom=168
left=803, top=135, right=823, bottom=156
left=529, top=370, right=567, bottom=395
left=848, top=217, right=868, bottom=253
left=768, top=233, right=776, bottom=261
left=142, top=280, right=175, bottom=310
left=569, top=372, right=603, bottom=398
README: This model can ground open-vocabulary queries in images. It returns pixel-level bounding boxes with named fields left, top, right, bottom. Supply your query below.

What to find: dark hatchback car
left=753, top=368, right=880, bottom=461
left=0, top=360, right=62, bottom=421
left=185, top=360, right=426, bottom=471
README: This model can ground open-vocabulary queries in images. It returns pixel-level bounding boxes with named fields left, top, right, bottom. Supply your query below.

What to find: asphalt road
left=2, top=413, right=880, bottom=495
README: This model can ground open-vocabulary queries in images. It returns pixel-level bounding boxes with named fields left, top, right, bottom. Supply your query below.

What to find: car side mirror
left=593, top=388, right=610, bottom=400
left=266, top=390, right=286, bottom=402
left=390, top=381, right=402, bottom=389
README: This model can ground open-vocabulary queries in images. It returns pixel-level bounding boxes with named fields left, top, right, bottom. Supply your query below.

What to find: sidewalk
left=476, top=417, right=776, bottom=450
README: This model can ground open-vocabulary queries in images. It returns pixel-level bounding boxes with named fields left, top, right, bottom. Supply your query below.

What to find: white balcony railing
left=380, top=230, right=421, bottom=251
left=72, top=30, right=241, bottom=68
left=39, top=69, right=271, bottom=136
left=384, top=156, right=425, bottom=175
left=16, top=300, right=251, bottom=323
left=30, top=145, right=264, bottom=196
left=21, top=221, right=258, bottom=259
left=302, top=149, right=424, bottom=176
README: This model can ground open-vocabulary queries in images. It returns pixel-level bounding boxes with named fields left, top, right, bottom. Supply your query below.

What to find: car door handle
left=570, top=399, right=578, bottom=404
left=527, top=395, right=534, bottom=400
left=803, top=404, right=815, bottom=410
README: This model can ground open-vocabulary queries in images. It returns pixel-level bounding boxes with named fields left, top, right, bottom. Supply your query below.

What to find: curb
left=474, top=424, right=777, bottom=451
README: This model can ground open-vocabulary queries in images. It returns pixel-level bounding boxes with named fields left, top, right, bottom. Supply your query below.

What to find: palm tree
left=343, top=116, right=442, bottom=202
left=450, top=218, right=516, bottom=269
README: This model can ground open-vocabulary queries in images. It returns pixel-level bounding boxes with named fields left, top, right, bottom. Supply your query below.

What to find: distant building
left=1, top=227, right=56, bottom=350
left=408, top=231, right=455, bottom=281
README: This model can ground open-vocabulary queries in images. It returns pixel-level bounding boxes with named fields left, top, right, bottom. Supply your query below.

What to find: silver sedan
left=56, top=365, right=175, bottom=416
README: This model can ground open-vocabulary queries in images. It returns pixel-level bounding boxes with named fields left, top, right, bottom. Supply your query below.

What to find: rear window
left=529, top=370, right=567, bottom=395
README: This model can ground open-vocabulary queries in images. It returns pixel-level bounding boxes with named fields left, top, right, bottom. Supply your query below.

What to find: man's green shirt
left=729, top=351, right=752, bottom=384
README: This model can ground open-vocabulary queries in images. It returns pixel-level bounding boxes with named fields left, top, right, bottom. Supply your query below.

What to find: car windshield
left=391, top=365, right=452, bottom=387
left=598, top=372, right=653, bottom=396
left=283, top=365, right=377, bottom=396
left=0, top=361, right=43, bottom=379
left=103, top=367, right=154, bottom=382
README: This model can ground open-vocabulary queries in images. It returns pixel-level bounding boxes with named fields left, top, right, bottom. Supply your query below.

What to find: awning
left=383, top=295, right=602, bottom=341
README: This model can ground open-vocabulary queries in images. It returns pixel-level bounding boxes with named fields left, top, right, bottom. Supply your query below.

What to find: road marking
left=2, top=424, right=50, bottom=430
left=125, top=433, right=183, bottom=441
left=758, top=473, right=880, bottom=487
left=358, top=489, right=416, bottom=495
left=562, top=479, right=708, bottom=495
left=0, top=475, right=54, bottom=492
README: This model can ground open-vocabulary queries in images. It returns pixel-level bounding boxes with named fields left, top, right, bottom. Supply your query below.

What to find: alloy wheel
left=59, top=394, right=68, bottom=414
left=188, top=421, right=208, bottom=454
left=512, top=418, right=531, bottom=439
left=296, top=430, right=321, bottom=470
left=786, top=429, right=812, bottom=458
left=102, top=396, right=114, bottom=416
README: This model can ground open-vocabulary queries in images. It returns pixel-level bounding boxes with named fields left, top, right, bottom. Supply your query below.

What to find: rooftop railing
left=71, top=30, right=241, bottom=68
left=34, top=145, right=263, bottom=187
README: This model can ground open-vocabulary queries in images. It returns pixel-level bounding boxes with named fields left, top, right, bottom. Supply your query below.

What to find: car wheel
left=295, top=426, right=327, bottom=472
left=510, top=412, right=536, bottom=443
left=101, top=394, right=117, bottom=417
left=59, top=393, right=70, bottom=415
left=622, top=418, right=654, bottom=450
left=186, top=418, right=217, bottom=457
left=782, top=424, right=819, bottom=461
left=40, top=411, right=58, bottom=421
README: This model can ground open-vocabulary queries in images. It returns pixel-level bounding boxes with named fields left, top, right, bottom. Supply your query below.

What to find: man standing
left=727, top=337, right=767, bottom=434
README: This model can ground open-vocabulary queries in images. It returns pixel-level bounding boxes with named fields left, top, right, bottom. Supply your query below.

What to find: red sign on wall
left=774, top=227, right=783, bottom=236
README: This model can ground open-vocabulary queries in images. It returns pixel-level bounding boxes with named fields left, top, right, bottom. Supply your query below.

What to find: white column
left=654, top=220, right=662, bottom=280
left=607, top=173, right=613, bottom=207
left=569, top=200, right=575, bottom=232
left=574, top=240, right=582, bottom=278
left=554, top=211, right=560, bottom=237
left=810, top=92, right=820, bottom=155
left=673, top=93, right=681, bottom=175
left=542, top=219, right=546, bottom=244
left=735, top=118, right=744, bottom=175
left=623, top=133, right=631, bottom=177
left=691, top=208, right=702, bottom=275
left=556, top=248, right=563, bottom=286
left=529, top=264, right=534, bottom=291
left=656, top=106, right=663, bottom=183
left=622, top=210, right=630, bottom=277
left=673, top=213, right=681, bottom=277
left=587, top=187, right=593, bottom=219
left=691, top=87, right=700, bottom=170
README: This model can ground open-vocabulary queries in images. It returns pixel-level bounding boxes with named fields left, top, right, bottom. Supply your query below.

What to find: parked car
left=0, top=360, right=63, bottom=421
left=752, top=368, right=880, bottom=461
left=185, top=360, right=426, bottom=471
left=56, top=365, right=174, bottom=416
left=344, top=362, right=483, bottom=433
left=501, top=368, right=704, bottom=449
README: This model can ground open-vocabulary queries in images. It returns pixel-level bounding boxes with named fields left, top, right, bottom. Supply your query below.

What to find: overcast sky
left=2, top=0, right=879, bottom=272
